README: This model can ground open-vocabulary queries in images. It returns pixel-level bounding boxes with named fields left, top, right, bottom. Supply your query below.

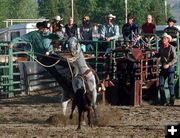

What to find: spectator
left=79, top=15, right=94, bottom=52
left=122, top=13, right=138, bottom=46
left=141, top=15, right=156, bottom=47
left=142, top=15, right=156, bottom=34
left=100, top=13, right=120, bottom=52
left=50, top=15, right=63, bottom=33
left=50, top=15, right=64, bottom=40
left=154, top=33, right=177, bottom=106
left=101, top=14, right=120, bottom=42
left=164, top=17, right=179, bottom=46
left=64, top=17, right=78, bottom=39
left=100, top=14, right=120, bottom=81
left=79, top=16, right=93, bottom=40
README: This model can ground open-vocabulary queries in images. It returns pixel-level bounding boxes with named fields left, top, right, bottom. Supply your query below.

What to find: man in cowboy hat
left=50, top=15, right=64, bottom=35
left=101, top=13, right=120, bottom=43
left=100, top=13, right=120, bottom=81
left=154, top=33, right=177, bottom=106
left=122, top=13, right=139, bottom=46
left=164, top=17, right=179, bottom=46
left=10, top=21, right=74, bottom=100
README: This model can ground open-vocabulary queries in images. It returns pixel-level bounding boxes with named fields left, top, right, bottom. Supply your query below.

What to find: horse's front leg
left=92, top=88, right=98, bottom=118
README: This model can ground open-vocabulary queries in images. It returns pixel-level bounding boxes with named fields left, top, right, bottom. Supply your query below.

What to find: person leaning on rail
left=9, top=21, right=74, bottom=98
left=141, top=14, right=156, bottom=47
left=64, top=17, right=78, bottom=39
left=79, top=15, right=94, bottom=52
left=164, top=17, right=179, bottom=47
left=100, top=13, right=120, bottom=51
left=79, top=15, right=93, bottom=41
left=50, top=15, right=64, bottom=34
left=153, top=33, right=177, bottom=106
left=101, top=14, right=120, bottom=41
left=122, top=13, right=139, bottom=47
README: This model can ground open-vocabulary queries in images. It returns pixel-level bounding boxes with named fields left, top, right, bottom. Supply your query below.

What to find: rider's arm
left=10, top=32, right=33, bottom=47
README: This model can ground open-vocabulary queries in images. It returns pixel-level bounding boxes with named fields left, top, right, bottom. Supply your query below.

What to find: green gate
left=0, top=42, right=34, bottom=97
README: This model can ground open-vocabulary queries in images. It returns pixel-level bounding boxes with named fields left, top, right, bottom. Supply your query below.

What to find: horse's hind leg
left=69, top=98, right=76, bottom=119
left=87, top=107, right=93, bottom=127
left=81, top=112, right=86, bottom=125
left=77, top=109, right=83, bottom=130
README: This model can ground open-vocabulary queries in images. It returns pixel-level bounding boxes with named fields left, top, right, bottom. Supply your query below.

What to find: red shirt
left=142, top=22, right=155, bottom=34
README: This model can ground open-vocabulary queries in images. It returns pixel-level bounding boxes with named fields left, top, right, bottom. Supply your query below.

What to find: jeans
left=159, top=66, right=175, bottom=102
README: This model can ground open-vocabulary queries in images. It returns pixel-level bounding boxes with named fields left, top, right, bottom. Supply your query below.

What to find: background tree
left=8, top=0, right=38, bottom=19
left=0, top=0, right=10, bottom=28
left=0, top=0, right=172, bottom=29
left=38, top=0, right=71, bottom=23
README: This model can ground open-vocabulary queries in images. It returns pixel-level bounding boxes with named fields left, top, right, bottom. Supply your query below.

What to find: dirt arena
left=0, top=91, right=179, bottom=138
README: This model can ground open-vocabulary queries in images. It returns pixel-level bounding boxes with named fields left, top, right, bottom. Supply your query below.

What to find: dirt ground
left=0, top=91, right=179, bottom=138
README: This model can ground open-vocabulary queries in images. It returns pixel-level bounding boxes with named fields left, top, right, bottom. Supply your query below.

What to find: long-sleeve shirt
left=164, top=26, right=179, bottom=40
left=142, top=22, right=156, bottom=34
left=101, top=23, right=120, bottom=40
left=122, top=22, right=138, bottom=38
left=11, top=31, right=59, bottom=55
left=157, top=44, right=177, bottom=66
left=79, top=22, right=93, bottom=40
left=64, top=24, right=78, bottom=38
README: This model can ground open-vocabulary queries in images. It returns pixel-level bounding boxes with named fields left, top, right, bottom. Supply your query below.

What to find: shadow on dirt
left=0, top=91, right=62, bottom=105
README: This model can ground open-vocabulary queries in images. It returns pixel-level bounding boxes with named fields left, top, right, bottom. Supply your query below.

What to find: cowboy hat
left=162, top=33, right=172, bottom=42
left=167, top=17, right=177, bottom=23
left=55, top=15, right=63, bottom=21
left=106, top=14, right=116, bottom=19
left=41, top=21, right=51, bottom=29
left=83, top=16, right=90, bottom=20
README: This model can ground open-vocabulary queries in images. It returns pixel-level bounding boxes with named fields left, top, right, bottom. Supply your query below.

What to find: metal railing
left=0, top=42, right=34, bottom=97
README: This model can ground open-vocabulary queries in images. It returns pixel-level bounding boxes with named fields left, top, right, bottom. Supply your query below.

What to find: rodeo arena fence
left=0, top=33, right=180, bottom=106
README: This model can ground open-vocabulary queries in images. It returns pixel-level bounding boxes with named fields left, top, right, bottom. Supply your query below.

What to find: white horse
left=62, top=37, right=97, bottom=115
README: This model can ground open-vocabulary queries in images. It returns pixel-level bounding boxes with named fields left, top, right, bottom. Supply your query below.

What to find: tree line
left=0, top=0, right=171, bottom=28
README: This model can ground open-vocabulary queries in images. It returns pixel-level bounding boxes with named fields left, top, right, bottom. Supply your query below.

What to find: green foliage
left=0, top=0, right=9, bottom=28
left=38, top=0, right=71, bottom=24
left=0, top=0, right=173, bottom=29
left=0, top=0, right=38, bottom=28
left=8, top=0, right=38, bottom=19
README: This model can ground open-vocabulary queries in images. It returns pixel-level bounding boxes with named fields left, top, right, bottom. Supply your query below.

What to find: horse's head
left=67, top=37, right=81, bottom=57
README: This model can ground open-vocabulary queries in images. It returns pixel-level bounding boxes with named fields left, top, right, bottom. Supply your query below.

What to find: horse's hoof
left=81, top=120, right=86, bottom=126
left=89, top=124, right=93, bottom=128
left=76, top=126, right=81, bottom=130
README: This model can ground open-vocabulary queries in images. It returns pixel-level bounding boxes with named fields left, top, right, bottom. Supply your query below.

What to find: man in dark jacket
left=164, top=17, right=179, bottom=46
left=122, top=13, right=138, bottom=46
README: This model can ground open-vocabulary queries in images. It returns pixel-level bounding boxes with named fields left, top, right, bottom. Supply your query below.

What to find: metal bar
left=8, top=46, right=14, bottom=97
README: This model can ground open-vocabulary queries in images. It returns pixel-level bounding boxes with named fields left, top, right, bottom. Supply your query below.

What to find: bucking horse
left=61, top=37, right=98, bottom=129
